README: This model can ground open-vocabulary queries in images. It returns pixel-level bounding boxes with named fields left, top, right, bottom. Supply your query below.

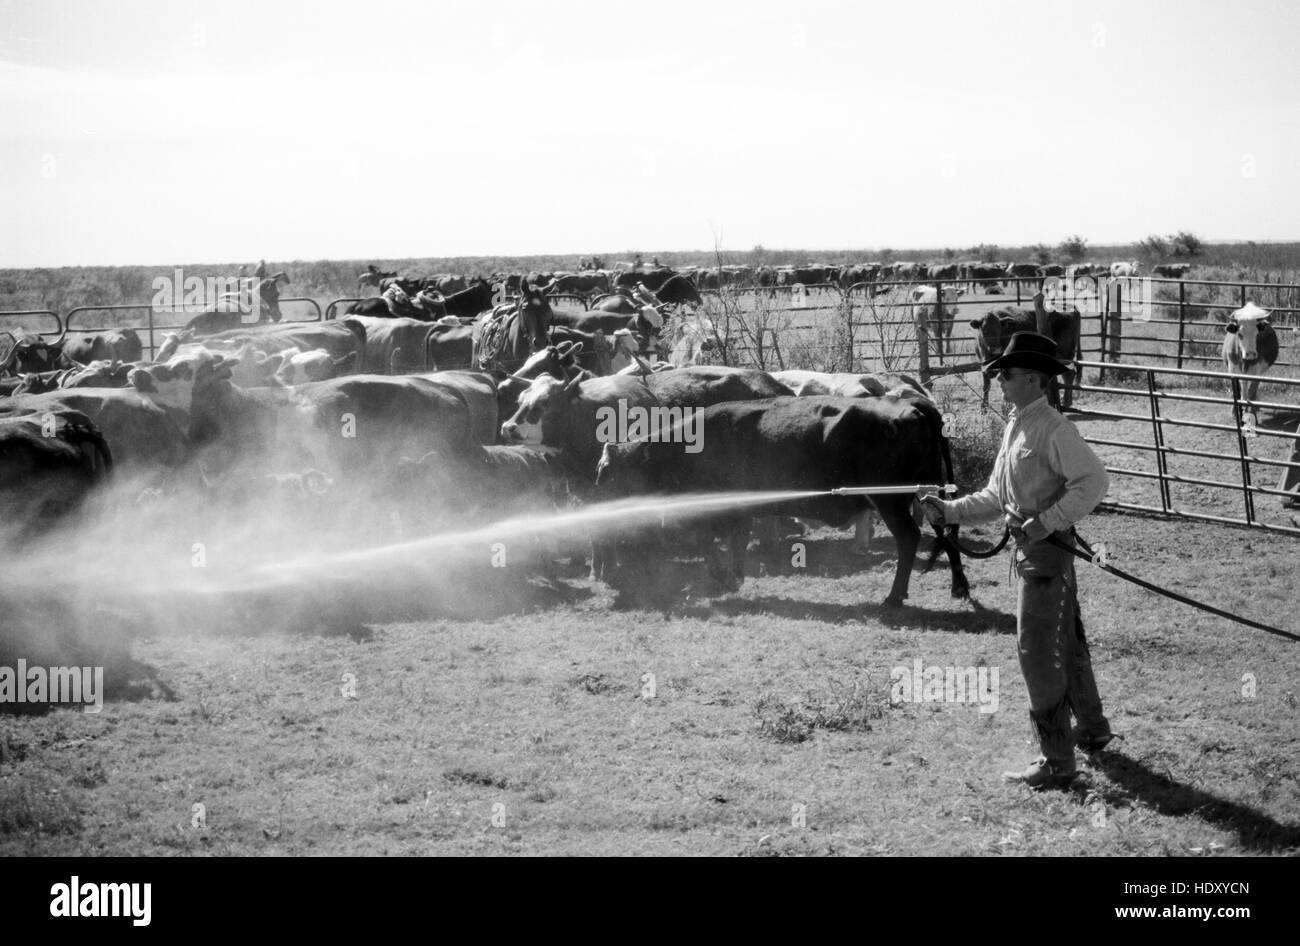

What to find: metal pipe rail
left=0, top=310, right=63, bottom=337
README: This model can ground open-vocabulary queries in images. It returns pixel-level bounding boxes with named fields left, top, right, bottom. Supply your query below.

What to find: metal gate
left=1073, top=358, right=1300, bottom=536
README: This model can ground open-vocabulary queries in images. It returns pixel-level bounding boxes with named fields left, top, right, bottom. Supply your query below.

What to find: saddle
left=475, top=302, right=519, bottom=370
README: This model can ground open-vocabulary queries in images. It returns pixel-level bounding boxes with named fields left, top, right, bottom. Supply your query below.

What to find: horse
left=590, top=274, right=702, bottom=314
left=471, top=278, right=554, bottom=372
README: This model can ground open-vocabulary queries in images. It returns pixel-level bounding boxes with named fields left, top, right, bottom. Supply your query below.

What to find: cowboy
left=922, top=331, right=1114, bottom=789
left=257, top=271, right=289, bottom=323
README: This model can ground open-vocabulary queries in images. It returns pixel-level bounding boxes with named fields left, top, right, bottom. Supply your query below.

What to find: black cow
left=0, top=333, right=77, bottom=376
left=614, top=268, right=678, bottom=292
left=969, top=306, right=1082, bottom=410
left=0, top=409, right=112, bottom=541
left=439, top=278, right=496, bottom=319
left=596, top=396, right=969, bottom=607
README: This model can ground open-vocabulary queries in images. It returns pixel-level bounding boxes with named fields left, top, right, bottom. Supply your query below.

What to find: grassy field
left=2, top=513, right=1296, bottom=856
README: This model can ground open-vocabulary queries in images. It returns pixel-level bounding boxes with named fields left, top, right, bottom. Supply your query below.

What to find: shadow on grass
left=1089, top=750, right=1300, bottom=852
left=1258, top=409, right=1300, bottom=433
left=702, top=594, right=1014, bottom=633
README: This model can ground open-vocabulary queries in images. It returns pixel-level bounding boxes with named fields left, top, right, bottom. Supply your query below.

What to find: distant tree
left=1170, top=231, right=1204, bottom=258
left=971, top=243, right=1001, bottom=262
left=1029, top=243, right=1052, bottom=265
left=750, top=244, right=769, bottom=265
left=880, top=248, right=894, bottom=262
left=943, top=247, right=957, bottom=261
left=1138, top=234, right=1170, bottom=258
left=1058, top=235, right=1088, bottom=263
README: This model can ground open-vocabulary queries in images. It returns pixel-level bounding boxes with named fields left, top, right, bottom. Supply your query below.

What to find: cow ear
left=1225, top=322, right=1240, bottom=334
left=969, top=320, right=981, bottom=329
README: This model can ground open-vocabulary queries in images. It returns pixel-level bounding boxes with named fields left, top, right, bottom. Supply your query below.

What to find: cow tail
left=341, top=318, right=368, bottom=370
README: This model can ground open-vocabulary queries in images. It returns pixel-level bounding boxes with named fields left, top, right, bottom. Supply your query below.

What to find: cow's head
left=500, top=374, right=580, bottom=444
left=595, top=440, right=652, bottom=498
left=517, top=277, right=555, bottom=352
left=1, top=332, right=72, bottom=376
left=1226, top=304, right=1271, bottom=362
left=62, top=359, right=133, bottom=389
left=274, top=349, right=357, bottom=386
left=128, top=348, right=231, bottom=411
left=970, top=312, right=1003, bottom=361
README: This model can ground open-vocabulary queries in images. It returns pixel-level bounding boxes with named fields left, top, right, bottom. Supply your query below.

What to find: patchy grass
left=1, top=493, right=1296, bottom=856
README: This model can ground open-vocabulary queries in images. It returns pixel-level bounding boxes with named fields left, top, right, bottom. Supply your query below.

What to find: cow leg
left=702, top=517, right=746, bottom=592
left=930, top=524, right=970, bottom=599
left=872, top=496, right=920, bottom=607
left=848, top=509, right=874, bottom=556
left=727, top=517, right=752, bottom=590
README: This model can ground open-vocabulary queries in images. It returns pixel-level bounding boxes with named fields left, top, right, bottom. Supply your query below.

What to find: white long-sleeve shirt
left=944, top=396, right=1109, bottom=534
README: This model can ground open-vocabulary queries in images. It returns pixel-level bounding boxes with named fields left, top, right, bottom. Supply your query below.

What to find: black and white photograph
left=1, top=0, right=1296, bottom=887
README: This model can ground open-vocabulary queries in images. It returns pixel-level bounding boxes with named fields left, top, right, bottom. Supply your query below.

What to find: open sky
left=1, top=0, right=1298, bottom=266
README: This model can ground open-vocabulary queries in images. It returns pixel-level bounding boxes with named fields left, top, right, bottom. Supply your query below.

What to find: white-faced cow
left=1222, top=302, right=1280, bottom=413
left=910, top=285, right=966, bottom=364
left=1110, top=260, right=1140, bottom=278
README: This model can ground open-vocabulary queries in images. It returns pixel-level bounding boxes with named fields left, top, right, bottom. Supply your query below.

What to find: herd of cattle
left=0, top=280, right=1080, bottom=609
left=358, top=258, right=1193, bottom=299
left=0, top=252, right=1276, bottom=620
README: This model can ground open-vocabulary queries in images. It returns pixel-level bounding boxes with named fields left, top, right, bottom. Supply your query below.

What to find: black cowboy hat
left=983, top=331, right=1071, bottom=376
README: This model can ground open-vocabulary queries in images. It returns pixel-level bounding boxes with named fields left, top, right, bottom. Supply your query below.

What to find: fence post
left=1176, top=281, right=1186, bottom=370
left=1146, top=369, right=1171, bottom=513
left=1239, top=284, right=1247, bottom=311
left=1105, top=280, right=1124, bottom=367
left=1229, top=376, right=1257, bottom=525
left=916, top=300, right=931, bottom=383
left=1098, top=283, right=1109, bottom=384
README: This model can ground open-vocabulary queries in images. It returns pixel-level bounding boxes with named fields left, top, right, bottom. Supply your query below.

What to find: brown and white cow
left=1222, top=302, right=1280, bottom=412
